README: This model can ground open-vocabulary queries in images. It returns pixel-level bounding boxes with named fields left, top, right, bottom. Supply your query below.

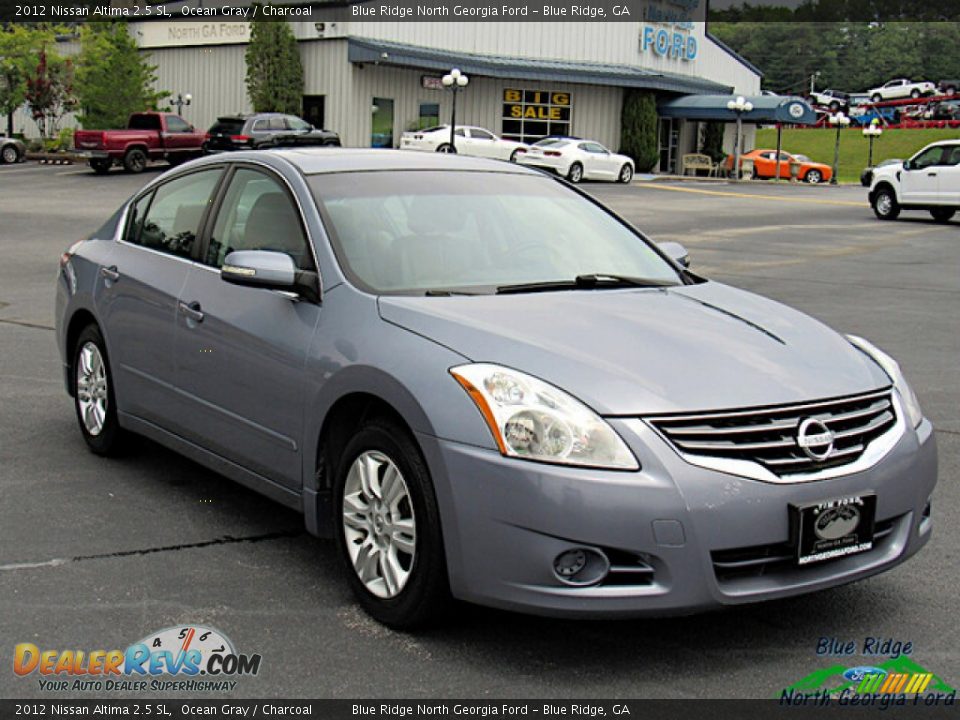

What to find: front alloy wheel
left=805, top=169, right=823, bottom=184
left=872, top=188, right=900, bottom=220
left=568, top=162, right=583, bottom=183
left=1, top=145, right=18, bottom=164
left=342, top=451, right=417, bottom=599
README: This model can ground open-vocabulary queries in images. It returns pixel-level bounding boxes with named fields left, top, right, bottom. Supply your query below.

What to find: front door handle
left=99, top=265, right=120, bottom=282
left=178, top=301, right=205, bottom=323
left=928, top=172, right=937, bottom=177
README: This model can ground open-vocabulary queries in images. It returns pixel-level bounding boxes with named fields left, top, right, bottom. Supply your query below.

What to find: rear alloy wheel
left=1, top=144, right=19, bottom=164
left=90, top=159, right=111, bottom=175
left=805, top=169, right=823, bottom=184
left=334, top=418, right=449, bottom=628
left=567, top=162, right=583, bottom=183
left=435, top=143, right=456, bottom=154
left=910, top=89, right=921, bottom=99
left=123, top=148, right=147, bottom=173
left=930, top=208, right=956, bottom=223
left=618, top=164, right=634, bottom=184
left=73, top=324, right=127, bottom=455
left=872, top=187, right=900, bottom=220
left=871, top=93, right=882, bottom=103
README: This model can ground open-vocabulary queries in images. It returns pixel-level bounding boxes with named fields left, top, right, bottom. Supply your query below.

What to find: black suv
left=205, top=113, right=340, bottom=153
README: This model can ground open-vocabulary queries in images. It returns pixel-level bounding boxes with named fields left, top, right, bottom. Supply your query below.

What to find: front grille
left=711, top=516, right=899, bottom=583
left=648, top=389, right=896, bottom=478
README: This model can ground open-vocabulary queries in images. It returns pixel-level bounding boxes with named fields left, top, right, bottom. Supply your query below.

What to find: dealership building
left=117, top=14, right=767, bottom=173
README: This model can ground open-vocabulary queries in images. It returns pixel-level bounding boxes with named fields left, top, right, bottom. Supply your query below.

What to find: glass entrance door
left=659, top=118, right=681, bottom=174
left=371, top=98, right=394, bottom=148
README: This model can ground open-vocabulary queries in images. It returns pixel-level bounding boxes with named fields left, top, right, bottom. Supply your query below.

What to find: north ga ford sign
left=640, top=23, right=698, bottom=61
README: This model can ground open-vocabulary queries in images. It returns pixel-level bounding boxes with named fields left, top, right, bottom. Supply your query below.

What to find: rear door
left=173, top=166, right=321, bottom=490
left=97, top=167, right=224, bottom=429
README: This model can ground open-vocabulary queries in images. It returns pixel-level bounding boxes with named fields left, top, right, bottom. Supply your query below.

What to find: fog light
left=552, top=547, right=610, bottom=586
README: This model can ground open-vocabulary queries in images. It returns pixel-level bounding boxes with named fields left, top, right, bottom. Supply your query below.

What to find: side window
left=126, top=192, right=154, bottom=244
left=128, top=169, right=223, bottom=259
left=205, top=168, right=313, bottom=271
left=288, top=116, right=311, bottom=131
left=165, top=116, right=191, bottom=133
left=269, top=117, right=286, bottom=131
left=454, top=128, right=466, bottom=137
left=944, top=146, right=960, bottom=166
left=912, top=146, right=945, bottom=169
left=470, top=129, right=494, bottom=140
left=252, top=119, right=268, bottom=132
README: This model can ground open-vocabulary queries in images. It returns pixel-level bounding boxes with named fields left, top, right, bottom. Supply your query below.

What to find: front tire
left=73, top=324, right=126, bottom=456
left=123, top=148, right=147, bottom=174
left=567, top=162, right=583, bottom=183
left=910, top=89, right=921, bottom=99
left=871, top=93, right=882, bottom=103
left=930, top=208, right=956, bottom=223
left=805, top=169, right=823, bottom=184
left=334, top=417, right=449, bottom=629
left=618, top=163, right=633, bottom=183
left=872, top=187, right=900, bottom=220
left=1, top=144, right=19, bottom=164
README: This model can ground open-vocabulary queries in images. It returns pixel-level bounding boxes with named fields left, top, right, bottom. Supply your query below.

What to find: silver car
left=56, top=149, right=937, bottom=627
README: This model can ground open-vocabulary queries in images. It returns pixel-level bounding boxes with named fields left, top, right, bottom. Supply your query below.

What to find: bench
left=681, top=153, right=719, bottom=177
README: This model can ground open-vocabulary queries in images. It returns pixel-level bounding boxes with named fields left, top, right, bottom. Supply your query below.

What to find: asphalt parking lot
left=1, top=161, right=957, bottom=700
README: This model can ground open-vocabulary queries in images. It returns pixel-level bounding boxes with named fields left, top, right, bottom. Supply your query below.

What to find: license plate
left=792, top=494, right=876, bottom=566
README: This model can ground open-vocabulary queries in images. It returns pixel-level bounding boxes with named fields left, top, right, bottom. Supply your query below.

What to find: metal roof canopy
left=348, top=37, right=732, bottom=96
left=658, top=94, right=818, bottom=125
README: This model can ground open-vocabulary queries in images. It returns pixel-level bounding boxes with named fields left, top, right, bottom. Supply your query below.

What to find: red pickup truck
left=73, top=112, right=206, bottom=174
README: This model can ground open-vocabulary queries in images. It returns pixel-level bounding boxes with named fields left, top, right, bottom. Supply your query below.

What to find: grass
left=754, top=127, right=960, bottom=183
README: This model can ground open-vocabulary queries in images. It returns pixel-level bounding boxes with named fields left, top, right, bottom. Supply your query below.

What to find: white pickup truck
left=867, top=78, right=937, bottom=103
left=869, top=140, right=960, bottom=222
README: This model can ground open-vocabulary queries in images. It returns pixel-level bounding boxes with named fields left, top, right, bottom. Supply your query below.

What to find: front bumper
left=420, top=417, right=936, bottom=617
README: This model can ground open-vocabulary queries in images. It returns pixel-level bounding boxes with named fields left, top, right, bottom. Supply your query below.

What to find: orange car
left=724, top=149, right=833, bottom=183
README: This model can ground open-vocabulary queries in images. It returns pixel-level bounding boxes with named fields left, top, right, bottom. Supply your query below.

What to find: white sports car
left=867, top=79, right=937, bottom=103
left=516, top=137, right=635, bottom=184
left=399, top=125, right=527, bottom=161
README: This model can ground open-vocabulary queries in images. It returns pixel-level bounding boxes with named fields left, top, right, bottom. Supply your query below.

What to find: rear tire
left=123, top=148, right=147, bottom=174
left=567, top=162, right=583, bottom=183
left=871, top=93, right=882, bottom=103
left=333, top=417, right=449, bottom=629
left=930, top=208, right=956, bottom=223
left=73, top=324, right=128, bottom=456
left=1, top=144, right=19, bottom=164
left=435, top=143, right=456, bottom=154
left=509, top=149, right=519, bottom=163
left=89, top=159, right=111, bottom=175
left=910, top=89, right=921, bottom=99
left=872, top=187, right=900, bottom=220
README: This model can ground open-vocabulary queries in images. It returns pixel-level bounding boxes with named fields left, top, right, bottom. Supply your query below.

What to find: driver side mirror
left=221, top=250, right=320, bottom=302
left=658, top=241, right=690, bottom=268
left=903, top=160, right=913, bottom=171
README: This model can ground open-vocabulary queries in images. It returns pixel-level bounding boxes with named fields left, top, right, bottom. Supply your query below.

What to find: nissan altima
left=56, top=149, right=937, bottom=628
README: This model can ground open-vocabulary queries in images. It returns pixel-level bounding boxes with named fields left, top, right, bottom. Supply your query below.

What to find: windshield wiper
left=496, top=274, right=676, bottom=295
left=423, top=289, right=481, bottom=297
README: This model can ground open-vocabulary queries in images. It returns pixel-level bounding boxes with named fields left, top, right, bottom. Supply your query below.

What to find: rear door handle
left=99, top=265, right=120, bottom=281
left=928, top=172, right=937, bottom=176
left=178, top=301, right=205, bottom=323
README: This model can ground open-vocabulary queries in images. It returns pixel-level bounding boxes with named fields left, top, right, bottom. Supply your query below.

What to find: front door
left=98, top=168, right=223, bottom=429
left=174, top=167, right=321, bottom=490
left=902, top=145, right=946, bottom=204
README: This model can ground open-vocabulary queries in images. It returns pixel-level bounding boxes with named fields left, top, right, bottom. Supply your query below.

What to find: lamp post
left=828, top=111, right=851, bottom=185
left=726, top=95, right=753, bottom=180
left=441, top=68, right=469, bottom=152
left=171, top=92, right=193, bottom=115
left=862, top=120, right=883, bottom=168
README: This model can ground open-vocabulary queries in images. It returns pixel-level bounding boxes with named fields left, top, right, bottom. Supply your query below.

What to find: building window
left=418, top=102, right=439, bottom=130
left=501, top=89, right=572, bottom=144
left=371, top=98, right=394, bottom=148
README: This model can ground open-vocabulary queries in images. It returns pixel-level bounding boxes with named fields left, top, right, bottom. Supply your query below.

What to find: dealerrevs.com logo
left=14, top=625, right=262, bottom=693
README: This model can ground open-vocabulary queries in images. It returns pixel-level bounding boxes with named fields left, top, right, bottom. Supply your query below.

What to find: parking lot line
left=634, top=183, right=867, bottom=208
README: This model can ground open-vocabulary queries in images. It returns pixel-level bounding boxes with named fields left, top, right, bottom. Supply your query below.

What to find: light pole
left=726, top=95, right=753, bottom=180
left=171, top=92, right=193, bottom=115
left=441, top=68, right=469, bottom=152
left=828, top=111, right=851, bottom=185
left=862, top=120, right=883, bottom=168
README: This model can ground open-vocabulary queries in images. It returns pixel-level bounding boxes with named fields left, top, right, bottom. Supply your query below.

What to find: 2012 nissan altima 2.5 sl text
left=55, top=149, right=937, bottom=628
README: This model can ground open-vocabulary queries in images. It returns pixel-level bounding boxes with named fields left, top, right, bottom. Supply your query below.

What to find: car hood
left=378, top=282, right=890, bottom=416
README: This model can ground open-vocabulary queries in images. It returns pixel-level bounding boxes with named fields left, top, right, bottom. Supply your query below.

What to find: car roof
left=241, top=147, right=543, bottom=176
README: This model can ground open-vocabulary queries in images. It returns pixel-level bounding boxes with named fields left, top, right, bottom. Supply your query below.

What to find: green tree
left=0, top=24, right=58, bottom=135
left=620, top=90, right=660, bottom=172
left=245, top=17, right=304, bottom=114
left=74, top=22, right=166, bottom=130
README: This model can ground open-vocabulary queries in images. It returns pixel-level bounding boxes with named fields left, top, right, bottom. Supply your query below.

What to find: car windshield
left=309, top=171, right=683, bottom=295
left=795, top=154, right=812, bottom=162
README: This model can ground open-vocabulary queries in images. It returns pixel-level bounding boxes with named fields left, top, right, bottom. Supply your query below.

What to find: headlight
left=450, top=363, right=639, bottom=470
left=847, top=335, right=923, bottom=428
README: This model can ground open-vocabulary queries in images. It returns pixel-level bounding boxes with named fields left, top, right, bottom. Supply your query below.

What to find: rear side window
left=126, top=169, right=223, bottom=259
left=165, top=116, right=191, bottom=133
left=210, top=119, right=246, bottom=135
left=128, top=114, right=162, bottom=131
left=252, top=119, right=268, bottom=132
left=268, top=117, right=286, bottom=131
